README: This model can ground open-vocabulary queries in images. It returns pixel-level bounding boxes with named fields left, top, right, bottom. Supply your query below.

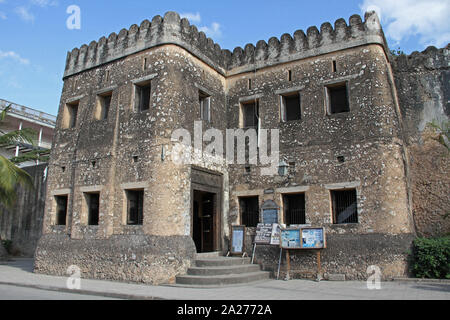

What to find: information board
left=280, top=228, right=301, bottom=249
left=270, top=224, right=282, bottom=246
left=231, top=225, right=245, bottom=254
left=254, top=224, right=272, bottom=245
left=301, top=228, right=326, bottom=249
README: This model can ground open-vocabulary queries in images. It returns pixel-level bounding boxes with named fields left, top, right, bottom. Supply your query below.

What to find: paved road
left=0, top=284, right=119, bottom=300
left=0, top=258, right=449, bottom=300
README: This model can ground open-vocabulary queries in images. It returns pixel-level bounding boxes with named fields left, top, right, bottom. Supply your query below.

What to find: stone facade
left=35, top=11, right=449, bottom=284
left=392, top=46, right=450, bottom=238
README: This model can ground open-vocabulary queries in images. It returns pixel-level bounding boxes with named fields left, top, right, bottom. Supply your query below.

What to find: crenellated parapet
left=64, top=11, right=230, bottom=78
left=392, top=44, right=450, bottom=73
left=64, top=11, right=389, bottom=78
left=225, top=11, right=388, bottom=75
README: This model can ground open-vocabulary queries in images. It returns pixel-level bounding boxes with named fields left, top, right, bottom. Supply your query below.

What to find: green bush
left=411, top=237, right=450, bottom=279
left=1, top=240, right=13, bottom=254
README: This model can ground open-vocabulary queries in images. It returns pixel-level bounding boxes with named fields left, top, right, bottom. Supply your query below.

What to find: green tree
left=0, top=105, right=35, bottom=208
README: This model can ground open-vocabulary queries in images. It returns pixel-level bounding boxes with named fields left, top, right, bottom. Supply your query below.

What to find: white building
left=0, top=99, right=56, bottom=168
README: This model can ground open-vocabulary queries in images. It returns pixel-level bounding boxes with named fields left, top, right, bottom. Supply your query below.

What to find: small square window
left=64, top=101, right=79, bottom=129
left=85, top=192, right=100, bottom=226
left=281, top=93, right=301, bottom=122
left=135, top=82, right=151, bottom=112
left=326, top=83, right=349, bottom=114
left=55, top=195, right=68, bottom=226
left=126, top=189, right=144, bottom=225
left=331, top=189, right=358, bottom=224
left=199, top=91, right=211, bottom=122
left=241, top=101, right=259, bottom=129
left=96, top=92, right=112, bottom=120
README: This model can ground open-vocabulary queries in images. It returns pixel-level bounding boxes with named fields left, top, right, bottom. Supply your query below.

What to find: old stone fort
left=31, top=11, right=449, bottom=285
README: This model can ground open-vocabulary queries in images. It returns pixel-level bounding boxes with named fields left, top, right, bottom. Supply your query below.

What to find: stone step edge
left=176, top=271, right=271, bottom=281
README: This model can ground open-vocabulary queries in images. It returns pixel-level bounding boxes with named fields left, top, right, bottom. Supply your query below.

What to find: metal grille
left=240, top=196, right=259, bottom=227
left=284, top=194, right=306, bottom=225
left=331, top=190, right=358, bottom=224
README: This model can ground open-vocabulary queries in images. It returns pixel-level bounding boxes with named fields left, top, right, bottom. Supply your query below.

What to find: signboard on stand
left=254, top=224, right=273, bottom=245
left=280, top=228, right=302, bottom=249
left=277, top=227, right=327, bottom=281
left=301, top=228, right=326, bottom=249
left=270, top=224, right=282, bottom=246
left=230, top=225, right=245, bottom=255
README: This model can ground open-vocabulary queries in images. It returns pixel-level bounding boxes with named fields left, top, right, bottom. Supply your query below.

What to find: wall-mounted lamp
left=278, top=161, right=289, bottom=176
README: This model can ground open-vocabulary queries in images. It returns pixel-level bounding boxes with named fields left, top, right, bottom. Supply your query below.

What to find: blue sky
left=0, top=0, right=449, bottom=115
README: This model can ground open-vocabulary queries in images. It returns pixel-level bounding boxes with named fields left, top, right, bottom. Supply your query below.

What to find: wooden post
left=316, top=250, right=322, bottom=282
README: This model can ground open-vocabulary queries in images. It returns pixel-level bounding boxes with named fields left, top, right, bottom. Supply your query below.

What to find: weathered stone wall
left=225, top=43, right=414, bottom=279
left=37, top=39, right=229, bottom=283
left=0, top=164, right=47, bottom=257
left=250, top=233, right=415, bottom=280
left=408, top=129, right=450, bottom=237
left=392, top=45, right=450, bottom=237
left=35, top=234, right=196, bottom=284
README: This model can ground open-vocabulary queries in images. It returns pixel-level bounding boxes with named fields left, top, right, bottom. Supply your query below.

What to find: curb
left=391, top=278, right=450, bottom=284
left=0, top=281, right=166, bottom=300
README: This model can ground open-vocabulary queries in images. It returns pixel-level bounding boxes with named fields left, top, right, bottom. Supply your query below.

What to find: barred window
left=331, top=189, right=358, bottom=224
left=283, top=194, right=306, bottom=225
left=239, top=196, right=259, bottom=227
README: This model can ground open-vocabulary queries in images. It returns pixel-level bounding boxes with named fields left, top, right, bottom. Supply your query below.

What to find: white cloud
left=180, top=12, right=201, bottom=23
left=0, top=11, right=6, bottom=20
left=15, top=6, right=34, bottom=22
left=360, top=0, right=450, bottom=47
left=199, top=22, right=222, bottom=38
left=180, top=12, right=222, bottom=39
left=0, top=50, right=30, bottom=65
left=31, top=0, right=58, bottom=7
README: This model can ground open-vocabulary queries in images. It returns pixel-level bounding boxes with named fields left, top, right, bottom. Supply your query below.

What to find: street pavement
left=0, top=284, right=119, bottom=300
left=0, top=258, right=449, bottom=300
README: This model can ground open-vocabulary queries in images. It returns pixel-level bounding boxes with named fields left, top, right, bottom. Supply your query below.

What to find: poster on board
left=270, top=224, right=282, bottom=246
left=231, top=225, right=245, bottom=254
left=280, top=228, right=301, bottom=249
left=301, top=228, right=326, bottom=249
left=254, top=224, right=272, bottom=245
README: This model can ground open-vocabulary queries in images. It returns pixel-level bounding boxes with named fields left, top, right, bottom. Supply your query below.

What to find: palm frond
left=10, top=150, right=50, bottom=164
left=0, top=127, right=36, bottom=146
left=0, top=105, right=11, bottom=122
left=0, top=155, right=34, bottom=208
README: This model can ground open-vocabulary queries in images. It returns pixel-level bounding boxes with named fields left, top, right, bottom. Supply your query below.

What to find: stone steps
left=176, top=271, right=271, bottom=286
left=175, top=256, right=270, bottom=287
left=195, top=257, right=251, bottom=267
left=187, top=264, right=262, bottom=276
